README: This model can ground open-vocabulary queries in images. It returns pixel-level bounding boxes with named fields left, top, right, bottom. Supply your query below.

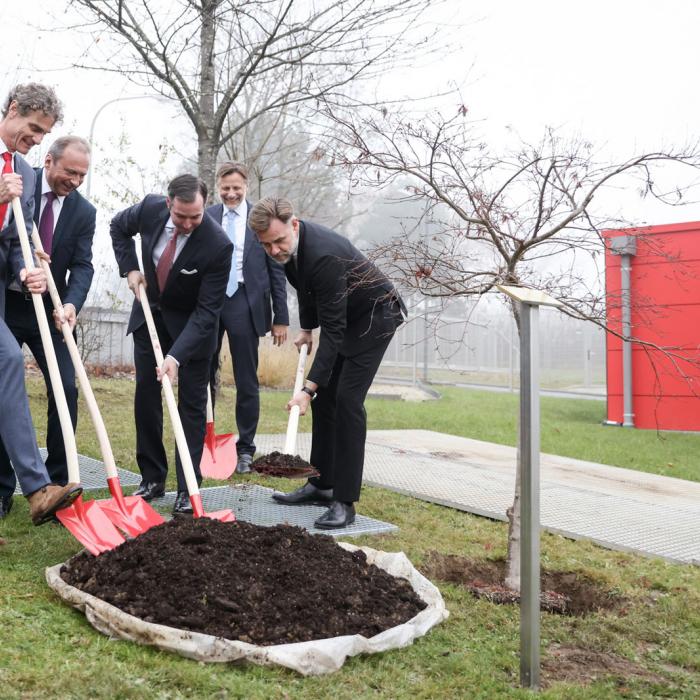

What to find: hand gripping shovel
left=283, top=343, right=309, bottom=455
left=138, top=283, right=235, bottom=522
left=30, top=225, right=164, bottom=538
left=199, top=384, right=237, bottom=480
left=11, top=199, right=125, bottom=554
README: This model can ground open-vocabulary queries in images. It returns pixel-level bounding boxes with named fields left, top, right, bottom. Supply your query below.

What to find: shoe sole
left=314, top=516, right=356, bottom=530
left=138, top=491, right=165, bottom=502
left=32, top=487, right=83, bottom=526
left=272, top=497, right=334, bottom=506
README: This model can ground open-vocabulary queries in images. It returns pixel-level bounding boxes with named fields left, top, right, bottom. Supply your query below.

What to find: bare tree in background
left=329, top=106, right=700, bottom=590
left=220, top=96, right=357, bottom=229
left=64, top=0, right=444, bottom=193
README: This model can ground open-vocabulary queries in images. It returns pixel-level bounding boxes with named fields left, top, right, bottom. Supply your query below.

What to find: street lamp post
left=85, top=94, right=171, bottom=199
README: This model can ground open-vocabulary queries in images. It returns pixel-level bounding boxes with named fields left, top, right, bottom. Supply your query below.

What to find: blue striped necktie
left=226, top=208, right=238, bottom=297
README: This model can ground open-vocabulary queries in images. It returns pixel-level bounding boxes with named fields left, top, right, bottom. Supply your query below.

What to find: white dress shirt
left=220, top=199, right=247, bottom=285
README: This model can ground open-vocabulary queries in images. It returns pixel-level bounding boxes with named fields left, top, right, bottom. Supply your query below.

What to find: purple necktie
left=39, top=191, right=57, bottom=253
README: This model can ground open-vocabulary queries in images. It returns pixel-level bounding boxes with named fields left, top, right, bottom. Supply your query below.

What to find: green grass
left=0, top=377, right=698, bottom=699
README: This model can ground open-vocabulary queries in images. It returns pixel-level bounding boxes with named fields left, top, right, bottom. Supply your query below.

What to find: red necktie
left=0, top=152, right=13, bottom=228
left=156, top=229, right=178, bottom=291
left=39, top=191, right=57, bottom=253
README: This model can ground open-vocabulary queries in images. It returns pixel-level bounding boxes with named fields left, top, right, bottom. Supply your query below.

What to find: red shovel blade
left=56, top=494, right=126, bottom=555
left=199, top=422, right=238, bottom=480
left=98, top=477, right=165, bottom=537
left=190, top=493, right=236, bottom=522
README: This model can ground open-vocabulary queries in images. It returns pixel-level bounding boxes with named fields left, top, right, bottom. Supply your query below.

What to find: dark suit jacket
left=289, top=220, right=405, bottom=387
left=33, top=167, right=95, bottom=314
left=110, top=194, right=233, bottom=364
left=206, top=202, right=289, bottom=334
left=0, top=153, right=35, bottom=314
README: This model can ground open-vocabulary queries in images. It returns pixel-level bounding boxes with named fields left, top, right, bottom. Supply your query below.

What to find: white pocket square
left=179, top=268, right=198, bottom=275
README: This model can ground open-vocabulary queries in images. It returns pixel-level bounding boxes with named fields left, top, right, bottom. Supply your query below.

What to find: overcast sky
left=5, top=0, right=700, bottom=228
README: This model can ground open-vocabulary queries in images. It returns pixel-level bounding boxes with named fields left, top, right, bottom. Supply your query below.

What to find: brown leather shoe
left=27, top=483, right=83, bottom=526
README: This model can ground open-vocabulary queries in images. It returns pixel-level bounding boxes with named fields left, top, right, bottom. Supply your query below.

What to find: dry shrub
left=218, top=334, right=317, bottom=390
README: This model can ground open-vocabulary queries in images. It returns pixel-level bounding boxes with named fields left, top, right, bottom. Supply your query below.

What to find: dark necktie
left=0, top=153, right=13, bottom=228
left=156, top=228, right=178, bottom=292
left=39, top=191, right=57, bottom=253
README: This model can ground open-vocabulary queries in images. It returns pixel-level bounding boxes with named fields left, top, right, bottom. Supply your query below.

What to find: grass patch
left=0, top=376, right=697, bottom=698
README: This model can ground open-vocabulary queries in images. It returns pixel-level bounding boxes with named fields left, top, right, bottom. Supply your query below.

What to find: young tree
left=64, top=0, right=443, bottom=193
left=328, top=106, right=700, bottom=589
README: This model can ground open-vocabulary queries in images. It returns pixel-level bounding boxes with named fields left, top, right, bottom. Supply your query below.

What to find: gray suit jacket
left=0, top=153, right=35, bottom=315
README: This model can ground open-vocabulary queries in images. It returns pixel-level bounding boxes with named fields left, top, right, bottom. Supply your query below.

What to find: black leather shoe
left=236, top=453, right=253, bottom=474
left=173, top=491, right=193, bottom=515
left=314, top=501, right=356, bottom=529
left=0, top=495, right=13, bottom=519
left=272, top=481, right=334, bottom=506
left=133, top=481, right=165, bottom=501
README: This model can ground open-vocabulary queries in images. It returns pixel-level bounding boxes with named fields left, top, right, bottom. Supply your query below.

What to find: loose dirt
left=60, top=518, right=426, bottom=645
left=421, top=551, right=626, bottom=616
left=251, top=451, right=319, bottom=478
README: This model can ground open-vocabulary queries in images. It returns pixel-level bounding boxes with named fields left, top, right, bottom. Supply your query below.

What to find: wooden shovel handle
left=138, top=283, right=200, bottom=497
left=11, top=198, right=80, bottom=484
left=283, top=343, right=309, bottom=454
left=30, top=225, right=119, bottom=479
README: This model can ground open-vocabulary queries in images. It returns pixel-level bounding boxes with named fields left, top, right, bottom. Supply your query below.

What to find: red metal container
left=605, top=221, right=700, bottom=431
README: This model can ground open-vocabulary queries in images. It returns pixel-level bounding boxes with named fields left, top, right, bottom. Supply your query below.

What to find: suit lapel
left=165, top=220, right=202, bottom=287
left=144, top=208, right=171, bottom=290
left=295, top=221, right=307, bottom=298
left=51, top=192, right=77, bottom=253
left=33, top=170, right=42, bottom=226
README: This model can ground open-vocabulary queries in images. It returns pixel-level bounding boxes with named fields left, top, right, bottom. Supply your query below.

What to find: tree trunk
left=505, top=302, right=522, bottom=591
left=505, top=419, right=522, bottom=590
left=197, top=0, right=220, bottom=197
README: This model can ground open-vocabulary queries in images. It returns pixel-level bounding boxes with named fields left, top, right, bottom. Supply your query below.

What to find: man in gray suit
left=0, top=83, right=82, bottom=525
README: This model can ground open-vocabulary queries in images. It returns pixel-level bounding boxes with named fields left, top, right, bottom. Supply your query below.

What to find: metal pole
left=412, top=296, right=418, bottom=386
left=519, top=301, right=540, bottom=690
left=422, top=297, right=429, bottom=383
left=620, top=252, right=634, bottom=427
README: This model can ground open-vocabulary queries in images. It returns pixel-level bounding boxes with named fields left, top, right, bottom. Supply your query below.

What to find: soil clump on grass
left=251, top=451, right=319, bottom=478
left=61, top=518, right=426, bottom=645
left=421, top=551, right=626, bottom=616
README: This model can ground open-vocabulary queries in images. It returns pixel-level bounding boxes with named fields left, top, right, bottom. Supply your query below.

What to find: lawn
left=0, top=377, right=698, bottom=699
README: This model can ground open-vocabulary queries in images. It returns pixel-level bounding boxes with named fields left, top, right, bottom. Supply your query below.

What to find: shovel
left=138, top=282, right=235, bottom=522
left=11, top=198, right=125, bottom=555
left=30, top=225, right=164, bottom=538
left=199, top=385, right=237, bottom=480
left=283, top=343, right=309, bottom=455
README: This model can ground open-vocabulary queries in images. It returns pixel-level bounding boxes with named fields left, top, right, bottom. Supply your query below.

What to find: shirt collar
left=1, top=145, right=14, bottom=169
left=41, top=171, right=66, bottom=204
left=165, top=218, right=192, bottom=239
left=227, top=200, right=246, bottom=217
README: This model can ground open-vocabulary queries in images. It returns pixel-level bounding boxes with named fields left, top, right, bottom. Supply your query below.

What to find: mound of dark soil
left=251, top=451, right=319, bottom=478
left=61, top=519, right=426, bottom=645
left=421, top=551, right=626, bottom=616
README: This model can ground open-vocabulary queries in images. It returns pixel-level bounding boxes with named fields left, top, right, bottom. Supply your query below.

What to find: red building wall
left=605, top=221, right=700, bottom=431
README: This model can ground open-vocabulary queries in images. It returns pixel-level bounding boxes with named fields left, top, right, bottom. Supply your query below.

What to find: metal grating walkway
left=21, top=431, right=700, bottom=565
left=13, top=449, right=141, bottom=494
left=255, top=431, right=700, bottom=565
left=149, top=484, right=397, bottom=538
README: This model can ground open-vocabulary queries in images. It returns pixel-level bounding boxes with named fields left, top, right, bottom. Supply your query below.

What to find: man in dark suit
left=111, top=174, right=233, bottom=514
left=0, top=135, right=95, bottom=492
left=249, top=196, right=406, bottom=529
left=206, top=162, right=289, bottom=473
left=0, top=83, right=82, bottom=525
